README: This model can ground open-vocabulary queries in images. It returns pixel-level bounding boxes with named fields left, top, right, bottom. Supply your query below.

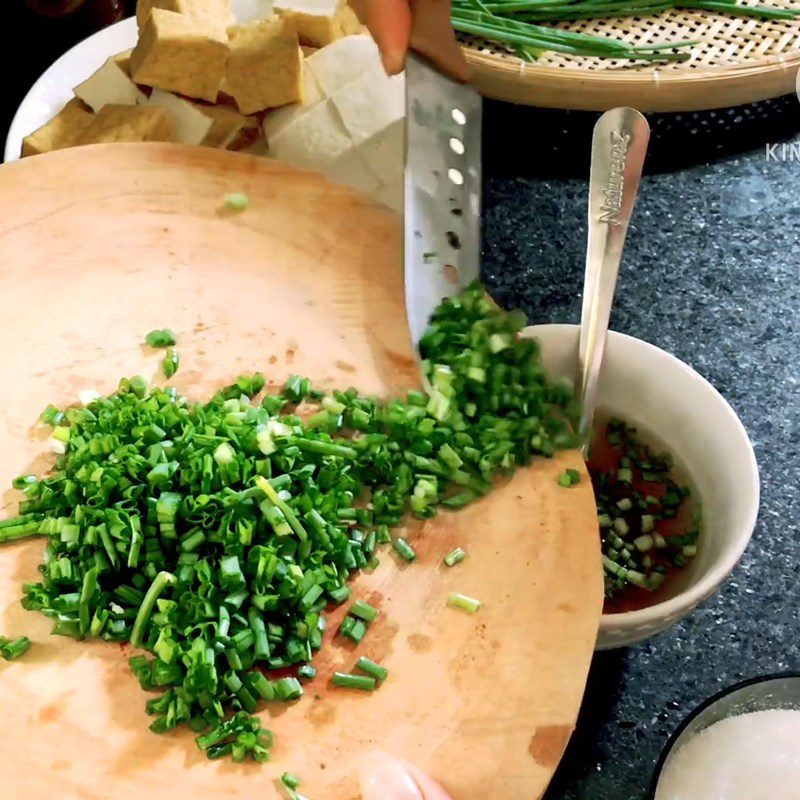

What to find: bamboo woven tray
left=461, top=1, right=800, bottom=111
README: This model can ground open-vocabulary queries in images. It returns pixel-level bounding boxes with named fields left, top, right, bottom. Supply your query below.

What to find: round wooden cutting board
left=0, top=144, right=602, bottom=800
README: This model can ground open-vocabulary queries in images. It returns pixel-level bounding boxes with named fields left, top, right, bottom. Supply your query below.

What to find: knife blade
left=403, top=52, right=482, bottom=351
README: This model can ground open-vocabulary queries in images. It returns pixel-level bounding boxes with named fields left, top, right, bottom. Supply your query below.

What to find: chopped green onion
left=274, top=677, right=303, bottom=701
left=349, top=600, right=378, bottom=623
left=356, top=656, right=388, bottom=683
left=162, top=349, right=180, bottom=378
left=393, top=538, right=416, bottom=562
left=224, top=193, right=249, bottom=211
left=341, top=617, right=366, bottom=644
left=281, top=773, right=301, bottom=790
left=447, top=592, right=481, bottom=614
left=331, top=672, right=376, bottom=691
left=130, top=571, right=176, bottom=647
left=144, top=329, right=177, bottom=348
left=0, top=635, right=31, bottom=661
left=443, top=547, right=466, bottom=567
left=297, top=664, right=316, bottom=681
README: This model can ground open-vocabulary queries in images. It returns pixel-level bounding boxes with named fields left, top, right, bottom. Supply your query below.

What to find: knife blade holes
left=443, top=264, right=459, bottom=284
left=447, top=168, right=464, bottom=186
left=451, top=108, right=467, bottom=126
left=446, top=231, right=461, bottom=250
left=450, top=137, right=465, bottom=155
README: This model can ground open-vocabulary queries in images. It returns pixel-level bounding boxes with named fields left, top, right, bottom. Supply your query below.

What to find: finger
left=409, top=0, right=470, bottom=82
left=350, top=0, right=413, bottom=75
left=402, top=760, right=453, bottom=800
left=360, top=752, right=425, bottom=800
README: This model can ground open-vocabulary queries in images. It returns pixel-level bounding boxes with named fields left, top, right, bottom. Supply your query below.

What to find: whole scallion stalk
left=452, top=0, right=799, bottom=62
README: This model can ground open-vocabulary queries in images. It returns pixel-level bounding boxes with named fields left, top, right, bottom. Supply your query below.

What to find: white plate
left=4, top=0, right=267, bottom=162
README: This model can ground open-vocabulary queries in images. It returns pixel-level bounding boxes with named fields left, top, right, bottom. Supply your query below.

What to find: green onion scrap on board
left=144, top=328, right=177, bottom=348
left=0, top=282, right=582, bottom=763
left=0, top=635, right=31, bottom=661
left=451, top=0, right=800, bottom=63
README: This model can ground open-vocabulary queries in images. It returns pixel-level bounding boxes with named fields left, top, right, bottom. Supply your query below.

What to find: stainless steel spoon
left=577, top=107, right=650, bottom=456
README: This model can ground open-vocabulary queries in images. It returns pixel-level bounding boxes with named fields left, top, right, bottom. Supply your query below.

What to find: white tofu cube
left=324, top=150, right=380, bottom=194
left=305, top=34, right=380, bottom=96
left=236, top=0, right=274, bottom=22
left=267, top=98, right=353, bottom=172
left=74, top=54, right=146, bottom=112
left=360, top=117, right=403, bottom=185
left=261, top=67, right=324, bottom=143
left=329, top=67, right=403, bottom=146
left=373, top=179, right=403, bottom=213
left=144, top=89, right=214, bottom=145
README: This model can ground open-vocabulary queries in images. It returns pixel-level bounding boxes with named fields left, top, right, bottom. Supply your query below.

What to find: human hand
left=360, top=752, right=452, bottom=800
left=349, top=0, right=469, bottom=81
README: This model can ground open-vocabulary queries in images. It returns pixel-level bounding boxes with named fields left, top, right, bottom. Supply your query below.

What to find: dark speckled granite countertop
left=481, top=99, right=800, bottom=800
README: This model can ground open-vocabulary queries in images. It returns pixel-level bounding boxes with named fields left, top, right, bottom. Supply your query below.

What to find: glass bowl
left=649, top=673, right=800, bottom=798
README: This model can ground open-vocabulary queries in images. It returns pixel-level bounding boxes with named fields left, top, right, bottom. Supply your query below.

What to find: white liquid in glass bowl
left=655, top=709, right=800, bottom=800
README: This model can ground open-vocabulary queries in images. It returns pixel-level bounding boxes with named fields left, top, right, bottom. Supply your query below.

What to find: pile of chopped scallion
left=0, top=282, right=580, bottom=763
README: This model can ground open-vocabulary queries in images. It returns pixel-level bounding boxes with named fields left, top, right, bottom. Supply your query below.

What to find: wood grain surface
left=0, top=144, right=603, bottom=800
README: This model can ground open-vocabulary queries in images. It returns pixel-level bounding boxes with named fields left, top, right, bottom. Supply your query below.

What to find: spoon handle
left=577, top=107, right=650, bottom=453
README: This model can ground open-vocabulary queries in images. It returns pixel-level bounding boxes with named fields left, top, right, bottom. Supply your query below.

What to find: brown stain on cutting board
left=528, top=725, right=571, bottom=767
left=383, top=349, right=418, bottom=383
left=407, top=633, right=432, bottom=654
left=308, top=701, right=337, bottom=728
left=38, top=691, right=75, bottom=723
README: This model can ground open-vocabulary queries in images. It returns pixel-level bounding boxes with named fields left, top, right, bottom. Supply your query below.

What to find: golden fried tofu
left=275, top=0, right=362, bottom=47
left=74, top=104, right=172, bottom=145
left=194, top=103, right=260, bottom=149
left=21, top=99, right=94, bottom=157
left=112, top=49, right=134, bottom=75
left=130, top=9, right=230, bottom=103
left=136, top=0, right=235, bottom=29
left=223, top=18, right=304, bottom=114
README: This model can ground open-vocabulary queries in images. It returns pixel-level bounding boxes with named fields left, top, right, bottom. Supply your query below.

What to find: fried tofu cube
left=21, top=99, right=94, bottom=157
left=275, top=0, right=360, bottom=47
left=112, top=49, right=134, bottom=75
left=194, top=103, right=260, bottom=149
left=74, top=54, right=146, bottom=112
left=223, top=18, right=303, bottom=114
left=130, top=9, right=229, bottom=103
left=74, top=104, right=172, bottom=145
left=136, top=0, right=235, bottom=29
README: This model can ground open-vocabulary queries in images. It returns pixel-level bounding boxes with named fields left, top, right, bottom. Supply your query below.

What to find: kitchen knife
left=403, top=51, right=482, bottom=350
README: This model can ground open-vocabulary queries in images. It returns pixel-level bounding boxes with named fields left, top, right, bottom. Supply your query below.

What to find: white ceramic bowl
left=525, top=324, right=759, bottom=650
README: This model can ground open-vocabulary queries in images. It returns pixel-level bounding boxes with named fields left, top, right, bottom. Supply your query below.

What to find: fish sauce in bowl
left=588, top=417, right=701, bottom=614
